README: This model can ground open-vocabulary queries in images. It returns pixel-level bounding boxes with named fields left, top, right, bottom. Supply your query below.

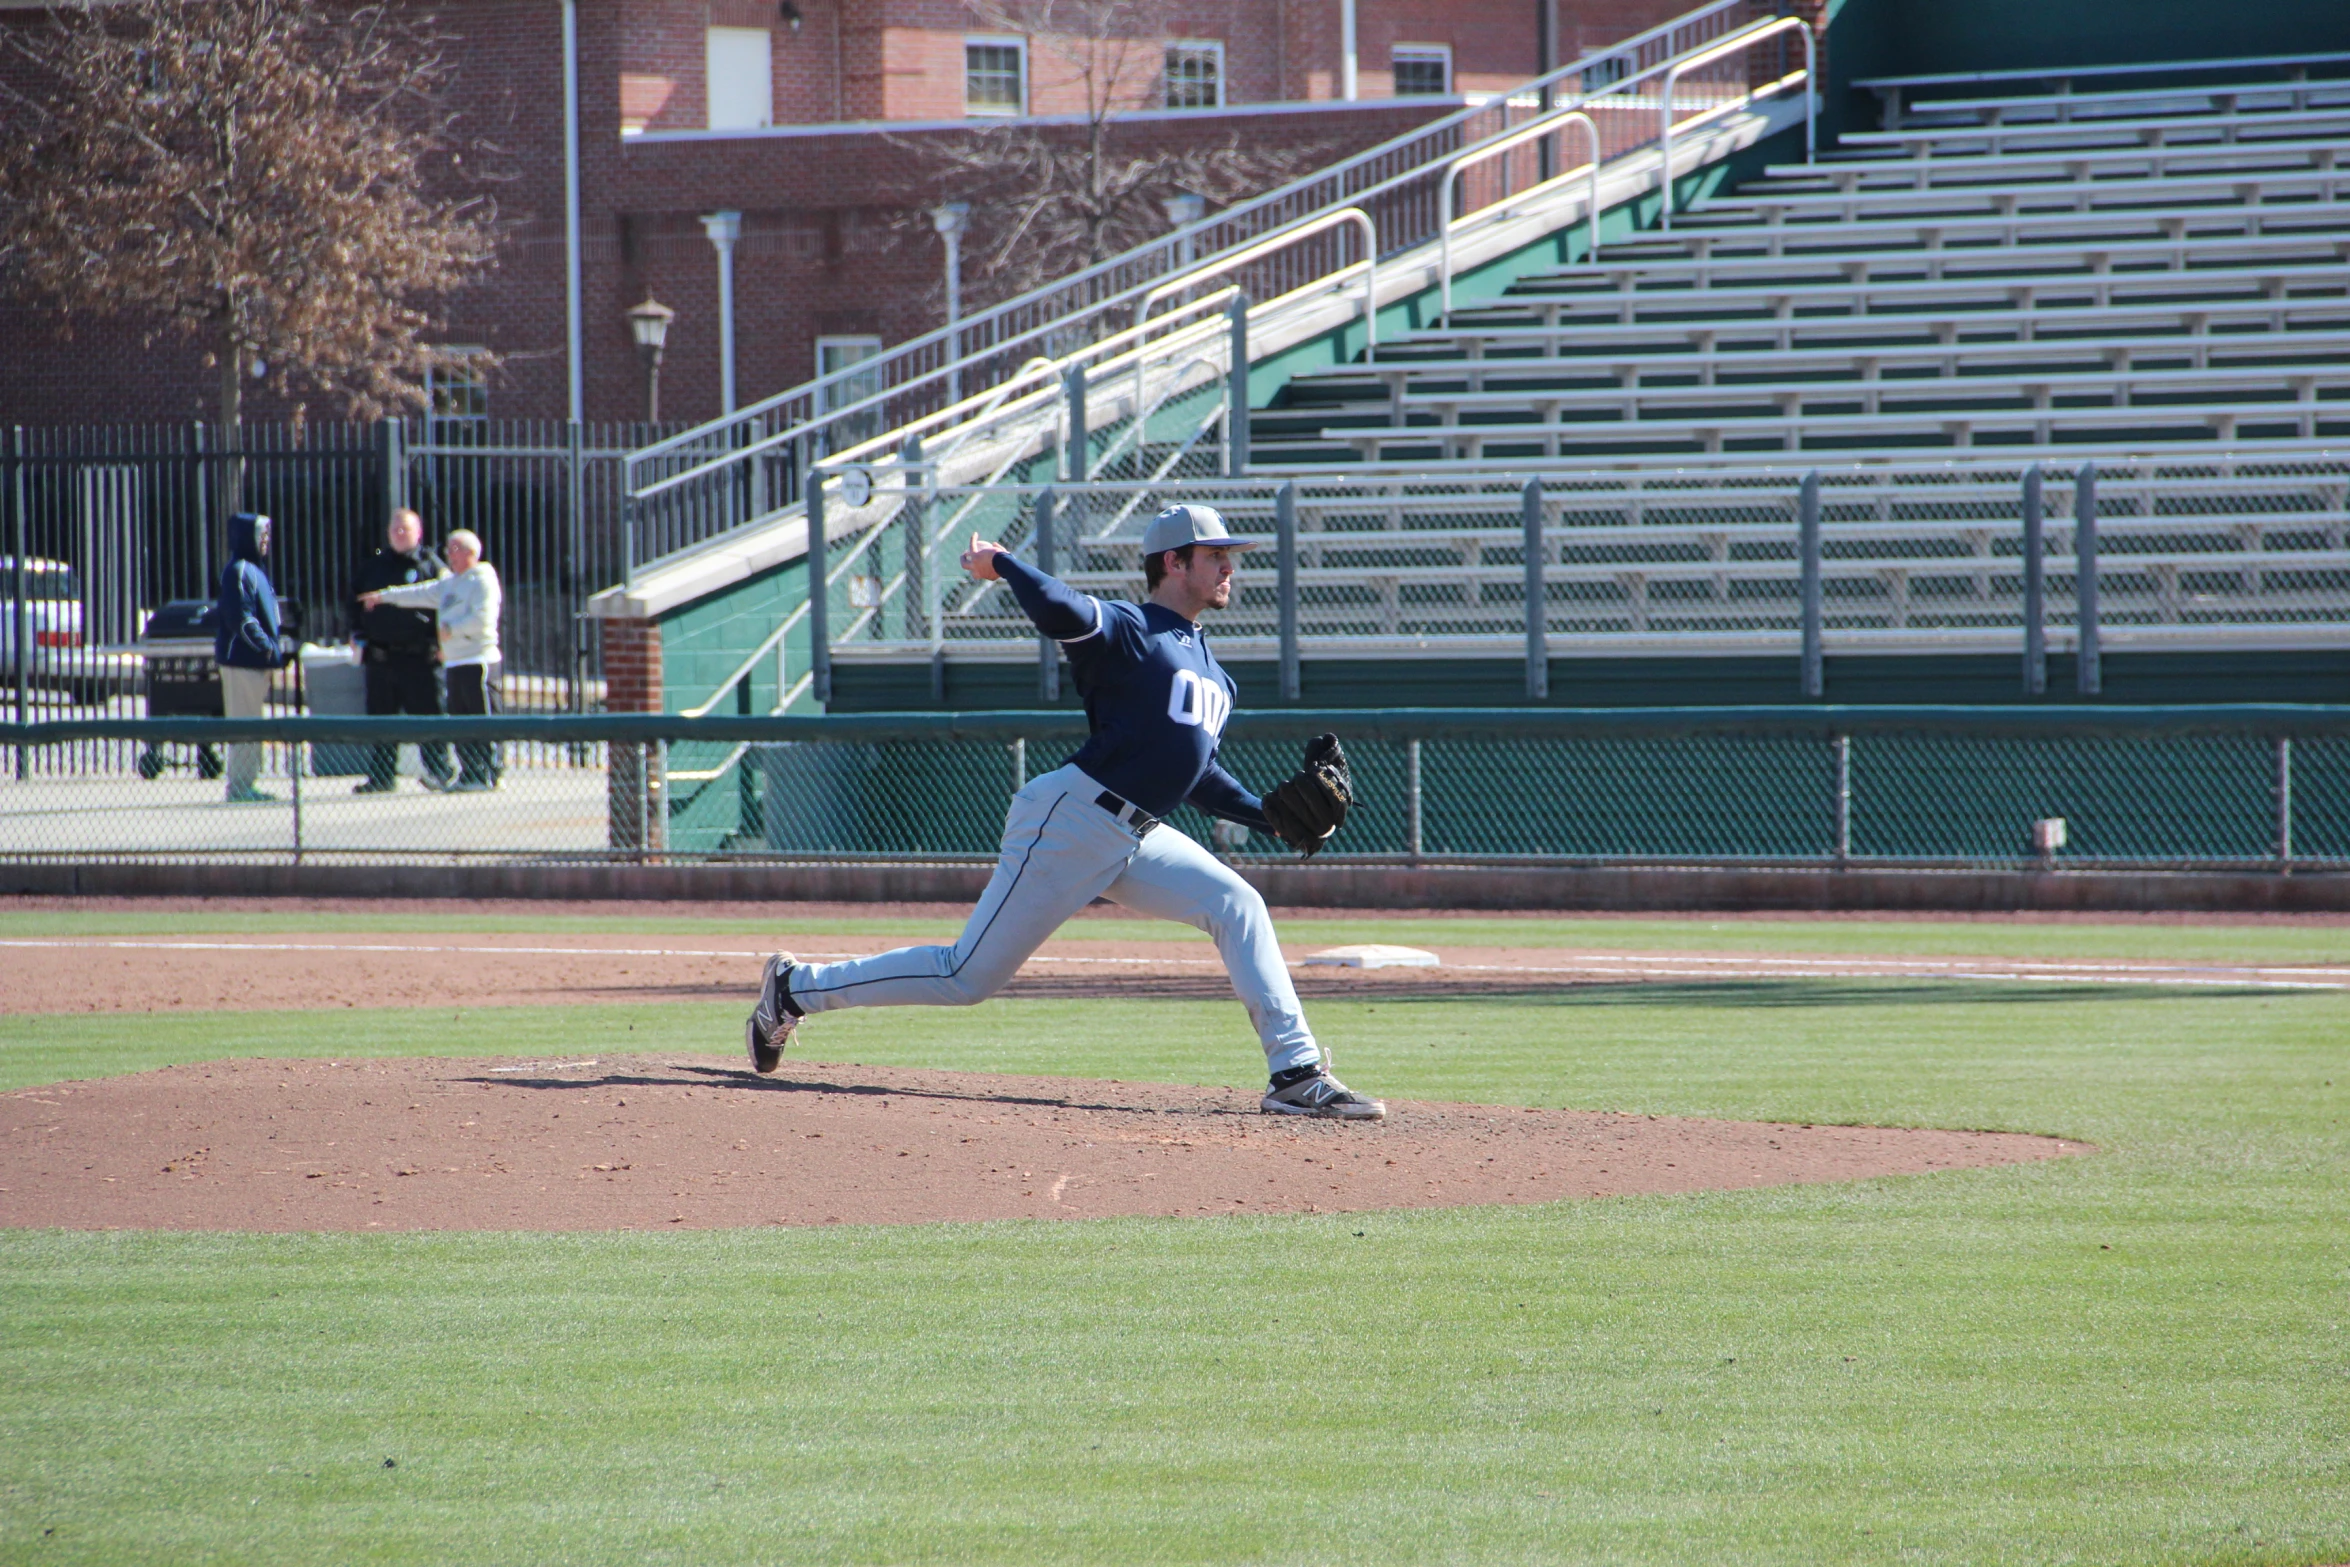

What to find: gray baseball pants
left=219, top=665, right=271, bottom=796
left=784, top=763, right=1322, bottom=1075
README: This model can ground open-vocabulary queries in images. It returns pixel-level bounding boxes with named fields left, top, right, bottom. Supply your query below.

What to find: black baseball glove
left=1259, top=733, right=1354, bottom=859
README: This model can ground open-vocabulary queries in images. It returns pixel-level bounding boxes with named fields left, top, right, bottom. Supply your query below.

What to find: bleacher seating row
left=1258, top=69, right=2350, bottom=470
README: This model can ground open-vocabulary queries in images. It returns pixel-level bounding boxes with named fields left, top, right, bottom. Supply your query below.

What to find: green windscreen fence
left=18, top=709, right=2327, bottom=867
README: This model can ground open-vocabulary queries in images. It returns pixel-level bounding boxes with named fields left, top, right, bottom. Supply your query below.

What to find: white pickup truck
left=0, top=557, right=134, bottom=704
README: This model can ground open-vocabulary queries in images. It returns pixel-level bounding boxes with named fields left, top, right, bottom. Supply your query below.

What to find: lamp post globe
left=1162, top=192, right=1206, bottom=267
left=624, top=295, right=676, bottom=422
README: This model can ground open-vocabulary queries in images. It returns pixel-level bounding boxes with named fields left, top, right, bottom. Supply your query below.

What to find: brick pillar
left=600, top=616, right=663, bottom=712
left=599, top=616, right=665, bottom=853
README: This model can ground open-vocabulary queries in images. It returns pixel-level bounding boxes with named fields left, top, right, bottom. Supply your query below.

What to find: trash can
left=299, top=644, right=368, bottom=777
left=132, top=600, right=223, bottom=780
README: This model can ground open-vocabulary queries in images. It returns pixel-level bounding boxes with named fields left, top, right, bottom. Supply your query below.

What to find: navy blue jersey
left=996, top=553, right=1269, bottom=827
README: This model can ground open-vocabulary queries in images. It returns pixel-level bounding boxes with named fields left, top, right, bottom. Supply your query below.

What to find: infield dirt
left=0, top=897, right=2124, bottom=1232
left=0, top=1053, right=2077, bottom=1232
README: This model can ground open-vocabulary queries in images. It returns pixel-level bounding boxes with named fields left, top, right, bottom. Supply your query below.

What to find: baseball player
left=744, top=502, right=1381, bottom=1120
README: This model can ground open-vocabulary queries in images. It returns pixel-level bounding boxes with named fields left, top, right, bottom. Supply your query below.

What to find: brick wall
left=0, top=0, right=1652, bottom=428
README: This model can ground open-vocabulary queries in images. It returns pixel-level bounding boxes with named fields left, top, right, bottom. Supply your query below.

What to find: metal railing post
left=1011, top=737, right=1027, bottom=793
left=1799, top=469, right=1823, bottom=699
left=2276, top=736, right=2295, bottom=873
left=1062, top=364, right=1089, bottom=482
left=1035, top=487, right=1059, bottom=703
left=635, top=740, right=651, bottom=860
left=621, top=478, right=639, bottom=586
left=1060, top=364, right=1088, bottom=550
left=1833, top=733, right=1852, bottom=865
left=807, top=465, right=832, bottom=706
left=1277, top=481, right=1300, bottom=702
left=2075, top=461, right=2101, bottom=696
left=10, top=427, right=27, bottom=778
left=1406, top=737, right=1424, bottom=865
left=1522, top=477, right=1548, bottom=699
left=1225, top=293, right=1250, bottom=479
left=653, top=737, right=669, bottom=856
left=566, top=421, right=588, bottom=713
left=747, top=413, right=769, bottom=521
left=905, top=433, right=942, bottom=706
left=378, top=417, right=407, bottom=520
left=290, top=740, right=304, bottom=864
left=2022, top=463, right=2046, bottom=696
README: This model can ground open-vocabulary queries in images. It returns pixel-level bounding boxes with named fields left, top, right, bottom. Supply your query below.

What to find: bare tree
left=0, top=0, right=501, bottom=429
left=904, top=0, right=1316, bottom=308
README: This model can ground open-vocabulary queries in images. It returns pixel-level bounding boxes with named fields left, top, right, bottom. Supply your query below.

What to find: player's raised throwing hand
left=961, top=534, right=1004, bottom=581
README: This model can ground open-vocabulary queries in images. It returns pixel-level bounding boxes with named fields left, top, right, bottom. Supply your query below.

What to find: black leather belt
left=1095, top=790, right=1159, bottom=835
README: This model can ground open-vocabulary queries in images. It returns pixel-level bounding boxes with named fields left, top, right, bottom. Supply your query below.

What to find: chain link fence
left=6, top=710, right=2344, bottom=870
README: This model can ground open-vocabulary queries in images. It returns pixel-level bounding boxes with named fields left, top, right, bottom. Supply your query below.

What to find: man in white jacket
left=361, top=528, right=503, bottom=790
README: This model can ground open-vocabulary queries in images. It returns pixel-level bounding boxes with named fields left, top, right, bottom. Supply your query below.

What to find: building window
left=425, top=349, right=489, bottom=421
left=1391, top=44, right=1452, bottom=96
left=817, top=335, right=885, bottom=450
left=965, top=38, right=1026, bottom=116
left=1164, top=41, right=1224, bottom=108
left=706, top=26, right=773, bottom=129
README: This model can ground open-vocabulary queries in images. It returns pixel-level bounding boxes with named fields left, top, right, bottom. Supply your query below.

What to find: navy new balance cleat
left=745, top=953, right=800, bottom=1074
left=1261, top=1065, right=1385, bottom=1121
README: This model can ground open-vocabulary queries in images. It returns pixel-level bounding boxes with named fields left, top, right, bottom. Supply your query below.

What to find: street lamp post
left=930, top=202, right=971, bottom=404
left=624, top=295, right=676, bottom=423
left=1161, top=191, right=1206, bottom=270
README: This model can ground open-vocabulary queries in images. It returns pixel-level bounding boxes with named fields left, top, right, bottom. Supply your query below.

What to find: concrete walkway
left=0, top=766, right=612, bottom=859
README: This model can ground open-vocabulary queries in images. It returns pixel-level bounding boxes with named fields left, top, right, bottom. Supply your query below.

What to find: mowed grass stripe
left=1, top=984, right=2345, bottom=1565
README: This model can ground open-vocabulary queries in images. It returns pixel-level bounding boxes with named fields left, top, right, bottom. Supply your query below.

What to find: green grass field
left=2, top=916, right=2346, bottom=1564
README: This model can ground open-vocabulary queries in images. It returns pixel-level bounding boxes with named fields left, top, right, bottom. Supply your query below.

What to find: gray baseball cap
left=1140, top=503, right=1262, bottom=557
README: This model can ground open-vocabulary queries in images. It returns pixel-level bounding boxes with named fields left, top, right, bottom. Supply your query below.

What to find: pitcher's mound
left=0, top=1054, right=2078, bottom=1232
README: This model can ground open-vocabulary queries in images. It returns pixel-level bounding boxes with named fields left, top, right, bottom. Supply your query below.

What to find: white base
left=1302, top=943, right=1441, bottom=969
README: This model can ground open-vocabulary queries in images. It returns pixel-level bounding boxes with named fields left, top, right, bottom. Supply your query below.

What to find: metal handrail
left=1660, top=15, right=1815, bottom=231
left=1127, top=206, right=1374, bottom=434
left=1437, top=110, right=1599, bottom=318
left=1133, top=206, right=1377, bottom=341
left=621, top=0, right=1757, bottom=485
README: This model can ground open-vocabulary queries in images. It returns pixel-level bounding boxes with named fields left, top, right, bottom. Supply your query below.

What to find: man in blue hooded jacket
left=212, top=510, right=291, bottom=802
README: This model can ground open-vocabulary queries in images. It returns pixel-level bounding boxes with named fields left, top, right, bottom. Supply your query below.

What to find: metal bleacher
left=614, top=28, right=2350, bottom=696
left=1263, top=69, right=2350, bottom=466
left=1154, top=60, right=2350, bottom=665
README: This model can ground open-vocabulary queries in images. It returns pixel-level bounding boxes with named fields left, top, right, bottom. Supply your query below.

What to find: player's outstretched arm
left=983, top=544, right=1100, bottom=643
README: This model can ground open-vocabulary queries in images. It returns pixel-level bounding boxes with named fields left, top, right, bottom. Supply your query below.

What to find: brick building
left=0, top=0, right=1681, bottom=429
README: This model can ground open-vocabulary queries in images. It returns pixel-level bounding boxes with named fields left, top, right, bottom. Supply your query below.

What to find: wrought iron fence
left=1, top=419, right=682, bottom=722
left=5, top=708, right=2345, bottom=869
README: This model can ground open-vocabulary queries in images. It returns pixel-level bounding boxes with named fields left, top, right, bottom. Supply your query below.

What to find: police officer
left=350, top=508, right=452, bottom=793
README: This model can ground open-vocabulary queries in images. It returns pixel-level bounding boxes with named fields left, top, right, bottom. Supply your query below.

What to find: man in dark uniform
left=350, top=508, right=452, bottom=793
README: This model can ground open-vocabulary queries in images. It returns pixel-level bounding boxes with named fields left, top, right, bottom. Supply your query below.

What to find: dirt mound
left=0, top=1054, right=2076, bottom=1231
